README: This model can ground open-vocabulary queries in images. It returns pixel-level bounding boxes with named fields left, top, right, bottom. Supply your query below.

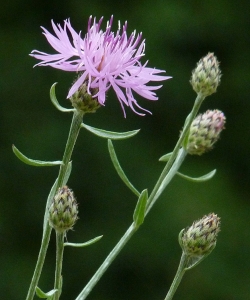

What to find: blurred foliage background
left=1, top=1, right=250, bottom=299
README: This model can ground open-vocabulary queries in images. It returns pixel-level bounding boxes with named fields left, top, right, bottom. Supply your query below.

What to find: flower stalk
left=25, top=110, right=84, bottom=300
left=164, top=252, right=188, bottom=300
left=53, top=232, right=65, bottom=300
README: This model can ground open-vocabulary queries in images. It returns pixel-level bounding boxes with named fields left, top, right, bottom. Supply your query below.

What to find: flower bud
left=190, top=52, right=221, bottom=97
left=70, top=80, right=101, bottom=113
left=49, top=186, right=78, bottom=233
left=179, top=213, right=220, bottom=257
left=185, top=109, right=226, bottom=155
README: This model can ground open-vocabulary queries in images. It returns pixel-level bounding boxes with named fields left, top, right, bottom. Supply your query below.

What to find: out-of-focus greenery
left=1, top=1, right=249, bottom=299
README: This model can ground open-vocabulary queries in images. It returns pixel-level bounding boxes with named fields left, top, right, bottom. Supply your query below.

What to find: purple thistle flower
left=31, top=16, right=171, bottom=116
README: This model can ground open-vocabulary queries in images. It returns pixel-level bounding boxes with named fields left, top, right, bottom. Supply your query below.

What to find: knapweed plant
left=13, top=16, right=225, bottom=300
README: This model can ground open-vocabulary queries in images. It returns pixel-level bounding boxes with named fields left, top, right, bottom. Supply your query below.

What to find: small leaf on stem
left=50, top=83, right=75, bottom=113
left=108, top=140, right=140, bottom=197
left=159, top=152, right=173, bottom=162
left=81, top=123, right=140, bottom=140
left=177, top=169, right=216, bottom=182
left=12, top=145, right=62, bottom=167
left=133, top=189, right=148, bottom=227
left=64, top=235, right=103, bottom=247
left=35, top=286, right=58, bottom=298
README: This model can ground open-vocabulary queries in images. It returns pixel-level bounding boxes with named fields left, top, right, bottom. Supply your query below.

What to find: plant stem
left=145, top=93, right=204, bottom=212
left=53, top=232, right=65, bottom=300
left=75, top=93, right=205, bottom=300
left=75, top=223, right=138, bottom=300
left=164, top=252, right=188, bottom=300
left=25, top=110, right=84, bottom=300
left=75, top=149, right=186, bottom=300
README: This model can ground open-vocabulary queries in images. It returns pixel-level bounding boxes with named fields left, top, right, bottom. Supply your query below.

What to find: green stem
left=145, top=93, right=204, bottom=212
left=75, top=93, right=205, bottom=300
left=54, top=232, right=65, bottom=300
left=25, top=110, right=84, bottom=300
left=164, top=252, right=188, bottom=300
left=75, top=223, right=137, bottom=300
left=75, top=149, right=187, bottom=300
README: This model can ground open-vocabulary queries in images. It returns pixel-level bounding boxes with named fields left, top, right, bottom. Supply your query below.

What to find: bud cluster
left=185, top=109, right=226, bottom=155
left=179, top=213, right=220, bottom=257
left=190, top=52, right=221, bottom=97
left=49, top=186, right=78, bottom=233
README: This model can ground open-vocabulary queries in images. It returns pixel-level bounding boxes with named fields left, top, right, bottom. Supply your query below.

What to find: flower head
left=179, top=213, right=220, bottom=258
left=31, top=16, right=171, bottom=116
left=185, top=109, right=226, bottom=155
left=49, top=186, right=78, bottom=233
left=190, top=52, right=221, bottom=97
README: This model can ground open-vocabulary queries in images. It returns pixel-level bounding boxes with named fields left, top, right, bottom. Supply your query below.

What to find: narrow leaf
left=64, top=235, right=103, bottom=247
left=12, top=145, right=62, bottom=167
left=159, top=152, right=173, bottom=162
left=35, top=286, right=58, bottom=298
left=133, top=189, right=148, bottom=227
left=108, top=140, right=140, bottom=197
left=177, top=169, right=216, bottom=182
left=50, top=83, right=75, bottom=113
left=81, top=122, right=140, bottom=140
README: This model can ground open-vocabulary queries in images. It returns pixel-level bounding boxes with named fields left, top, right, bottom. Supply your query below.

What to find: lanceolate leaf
left=81, top=123, right=140, bottom=140
left=12, top=145, right=62, bottom=167
left=64, top=235, right=103, bottom=247
left=177, top=169, right=216, bottom=182
left=108, top=139, right=140, bottom=197
left=133, top=189, right=148, bottom=227
left=50, top=83, right=75, bottom=113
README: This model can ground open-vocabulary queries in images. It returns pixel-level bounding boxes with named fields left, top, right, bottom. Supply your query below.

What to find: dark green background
left=1, top=1, right=249, bottom=299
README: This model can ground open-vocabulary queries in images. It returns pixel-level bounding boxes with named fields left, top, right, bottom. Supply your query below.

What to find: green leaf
left=159, top=152, right=173, bottom=162
left=108, top=140, right=140, bottom=197
left=133, top=189, right=148, bottom=227
left=64, top=235, right=103, bottom=247
left=35, top=286, right=58, bottom=298
left=81, top=122, right=140, bottom=140
left=12, top=145, right=62, bottom=167
left=50, top=83, right=75, bottom=113
left=177, top=169, right=216, bottom=182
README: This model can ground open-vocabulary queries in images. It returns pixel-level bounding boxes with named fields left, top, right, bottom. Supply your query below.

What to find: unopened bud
left=190, top=53, right=221, bottom=97
left=49, top=186, right=78, bottom=233
left=185, top=109, right=226, bottom=155
left=179, top=213, right=220, bottom=257
left=70, top=80, right=101, bottom=113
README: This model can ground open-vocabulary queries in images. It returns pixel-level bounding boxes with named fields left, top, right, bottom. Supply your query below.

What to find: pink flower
left=31, top=16, right=171, bottom=116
